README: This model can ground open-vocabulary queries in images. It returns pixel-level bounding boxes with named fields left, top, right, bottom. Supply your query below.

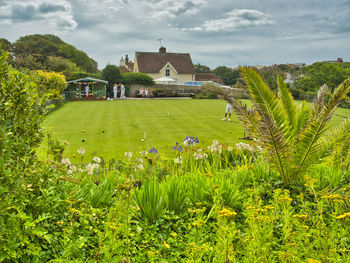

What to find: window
left=165, top=69, right=170, bottom=76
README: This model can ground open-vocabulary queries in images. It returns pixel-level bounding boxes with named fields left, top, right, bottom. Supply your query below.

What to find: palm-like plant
left=202, top=68, right=350, bottom=185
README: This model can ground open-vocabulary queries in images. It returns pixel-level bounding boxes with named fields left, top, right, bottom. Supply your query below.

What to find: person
left=113, top=84, right=118, bottom=99
left=140, top=88, right=144, bottom=98
left=120, top=83, right=125, bottom=99
left=149, top=89, right=153, bottom=98
left=222, top=102, right=232, bottom=121
left=85, top=85, right=90, bottom=98
left=144, top=88, right=149, bottom=98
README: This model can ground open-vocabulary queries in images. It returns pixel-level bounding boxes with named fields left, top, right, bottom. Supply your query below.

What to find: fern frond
left=312, top=84, right=328, bottom=119
left=294, top=78, right=350, bottom=178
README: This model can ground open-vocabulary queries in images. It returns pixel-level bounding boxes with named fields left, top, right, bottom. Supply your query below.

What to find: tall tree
left=102, top=64, right=122, bottom=94
left=194, top=63, right=211, bottom=73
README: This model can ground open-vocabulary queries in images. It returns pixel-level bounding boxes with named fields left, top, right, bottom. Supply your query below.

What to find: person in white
left=222, top=102, right=232, bottom=121
left=120, top=83, right=125, bottom=99
left=85, top=85, right=89, bottom=97
left=139, top=88, right=144, bottom=97
left=113, top=84, right=118, bottom=99
left=144, top=88, right=149, bottom=98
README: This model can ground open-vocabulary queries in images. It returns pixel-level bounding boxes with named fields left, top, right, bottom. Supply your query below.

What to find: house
left=119, top=54, right=134, bottom=73
left=133, top=46, right=195, bottom=84
left=195, top=73, right=224, bottom=85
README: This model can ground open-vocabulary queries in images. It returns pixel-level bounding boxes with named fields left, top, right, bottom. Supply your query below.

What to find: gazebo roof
left=67, top=77, right=108, bottom=84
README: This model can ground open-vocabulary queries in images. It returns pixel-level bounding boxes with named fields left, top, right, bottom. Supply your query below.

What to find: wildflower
left=174, top=156, right=182, bottom=164
left=321, top=194, right=343, bottom=200
left=292, top=214, right=309, bottom=219
left=263, top=205, right=275, bottom=210
left=208, top=140, right=222, bottom=154
left=77, top=147, right=85, bottom=156
left=336, top=212, right=350, bottom=220
left=61, top=158, right=71, bottom=166
left=125, top=152, right=132, bottom=158
left=173, top=142, right=183, bottom=152
left=139, top=150, right=148, bottom=156
left=236, top=142, right=254, bottom=152
left=149, top=147, right=158, bottom=154
left=192, top=219, right=206, bottom=227
left=86, top=163, right=99, bottom=175
left=218, top=208, right=237, bottom=218
left=194, top=149, right=208, bottom=160
left=93, top=156, right=101, bottom=164
left=227, top=146, right=233, bottom=152
left=163, top=241, right=170, bottom=249
left=184, top=136, right=199, bottom=146
left=56, top=221, right=63, bottom=225
left=67, top=169, right=73, bottom=175
left=307, top=259, right=322, bottom=263
left=134, top=163, right=144, bottom=170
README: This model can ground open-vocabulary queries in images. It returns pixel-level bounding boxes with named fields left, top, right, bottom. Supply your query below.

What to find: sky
left=0, top=0, right=349, bottom=70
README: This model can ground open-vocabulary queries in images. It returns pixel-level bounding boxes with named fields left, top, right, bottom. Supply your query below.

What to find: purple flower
left=184, top=136, right=199, bottom=146
left=173, top=142, right=183, bottom=152
left=149, top=147, right=158, bottom=154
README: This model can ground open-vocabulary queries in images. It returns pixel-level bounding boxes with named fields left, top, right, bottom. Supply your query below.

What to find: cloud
left=141, top=0, right=207, bottom=20
left=184, top=9, right=275, bottom=32
left=0, top=0, right=77, bottom=30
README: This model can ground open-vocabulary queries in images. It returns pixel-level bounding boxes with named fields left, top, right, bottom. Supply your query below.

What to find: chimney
left=125, top=54, right=129, bottom=64
left=337, top=57, right=343, bottom=63
left=159, top=46, right=166, bottom=54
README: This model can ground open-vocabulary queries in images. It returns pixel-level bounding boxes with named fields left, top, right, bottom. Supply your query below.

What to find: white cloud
left=185, top=9, right=275, bottom=32
left=141, top=0, right=207, bottom=20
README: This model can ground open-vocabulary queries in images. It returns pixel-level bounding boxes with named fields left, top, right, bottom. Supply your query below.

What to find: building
left=195, top=73, right=224, bottom=85
left=119, top=54, right=134, bottom=73
left=133, top=46, right=195, bottom=84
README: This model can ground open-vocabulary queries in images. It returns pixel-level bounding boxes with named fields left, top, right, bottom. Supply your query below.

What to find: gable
left=135, top=51, right=195, bottom=74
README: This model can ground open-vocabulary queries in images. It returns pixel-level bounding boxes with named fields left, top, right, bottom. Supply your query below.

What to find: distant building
left=119, top=54, right=134, bottom=73
left=322, top=58, right=344, bottom=63
left=195, top=73, right=224, bottom=85
left=287, top=63, right=306, bottom=68
left=133, top=46, right=195, bottom=84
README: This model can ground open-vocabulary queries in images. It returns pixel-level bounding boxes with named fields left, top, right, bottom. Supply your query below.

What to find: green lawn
left=39, top=99, right=350, bottom=161
left=40, top=99, right=247, bottom=161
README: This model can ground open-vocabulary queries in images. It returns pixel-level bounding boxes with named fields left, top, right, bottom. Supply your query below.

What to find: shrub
left=122, top=72, right=155, bottom=86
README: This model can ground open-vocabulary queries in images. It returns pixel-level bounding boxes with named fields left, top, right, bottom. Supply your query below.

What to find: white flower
left=174, top=156, right=182, bottom=164
left=70, top=165, right=77, bottom=172
left=77, top=148, right=86, bottom=156
left=86, top=163, right=99, bottom=175
left=134, top=163, right=144, bottom=170
left=194, top=149, right=208, bottom=160
left=136, top=158, right=143, bottom=163
left=61, top=158, right=71, bottom=166
left=67, top=169, right=73, bottom=175
left=93, top=156, right=101, bottom=164
left=125, top=152, right=132, bottom=158
left=139, top=150, right=148, bottom=156
left=227, top=146, right=234, bottom=152
left=208, top=140, right=222, bottom=154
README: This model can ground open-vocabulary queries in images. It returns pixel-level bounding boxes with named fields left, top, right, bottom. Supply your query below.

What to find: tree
left=194, top=63, right=211, bottom=73
left=30, top=70, right=67, bottom=99
left=102, top=64, right=122, bottom=93
left=222, top=69, right=241, bottom=85
left=122, top=72, right=154, bottom=85
left=0, top=38, right=14, bottom=65
left=202, top=68, right=350, bottom=186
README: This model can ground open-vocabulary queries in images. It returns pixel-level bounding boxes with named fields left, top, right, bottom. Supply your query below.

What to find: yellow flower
left=192, top=219, right=206, bottom=228
left=263, top=205, right=275, bottom=210
left=292, top=214, right=309, bottom=219
left=163, top=241, right=170, bottom=249
left=56, top=221, right=64, bottom=225
left=307, top=259, right=322, bottom=263
left=321, top=194, right=343, bottom=200
left=218, top=208, right=237, bottom=218
left=171, top=232, right=178, bottom=238
left=336, top=212, right=350, bottom=220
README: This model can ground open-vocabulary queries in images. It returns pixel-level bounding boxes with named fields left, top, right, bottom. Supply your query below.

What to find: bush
left=194, top=91, right=218, bottom=99
left=122, top=72, right=155, bottom=86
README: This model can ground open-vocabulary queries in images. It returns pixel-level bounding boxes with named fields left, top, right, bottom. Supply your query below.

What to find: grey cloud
left=39, top=3, right=66, bottom=13
left=171, top=1, right=196, bottom=15
left=11, top=4, right=39, bottom=21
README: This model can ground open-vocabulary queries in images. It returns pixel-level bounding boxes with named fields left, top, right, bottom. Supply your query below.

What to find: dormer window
left=166, top=69, right=170, bottom=76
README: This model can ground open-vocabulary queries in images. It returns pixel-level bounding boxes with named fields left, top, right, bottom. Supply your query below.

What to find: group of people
left=139, top=88, right=153, bottom=98
left=113, top=83, right=126, bottom=99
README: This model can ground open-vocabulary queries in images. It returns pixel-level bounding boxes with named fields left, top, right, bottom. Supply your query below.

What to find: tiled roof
left=135, top=51, right=195, bottom=74
left=195, top=73, right=224, bottom=84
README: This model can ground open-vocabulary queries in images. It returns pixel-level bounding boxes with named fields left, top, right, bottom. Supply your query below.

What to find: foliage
left=102, top=64, right=122, bottom=93
left=67, top=71, right=102, bottom=81
left=121, top=72, right=155, bottom=86
left=11, top=34, right=98, bottom=73
left=194, top=91, right=218, bottom=99
left=194, top=63, right=211, bottom=73
left=294, top=62, right=350, bottom=93
left=30, top=70, right=67, bottom=99
left=201, top=68, right=350, bottom=186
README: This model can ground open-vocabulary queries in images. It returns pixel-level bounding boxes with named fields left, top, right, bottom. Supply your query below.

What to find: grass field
left=39, top=99, right=350, bottom=161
